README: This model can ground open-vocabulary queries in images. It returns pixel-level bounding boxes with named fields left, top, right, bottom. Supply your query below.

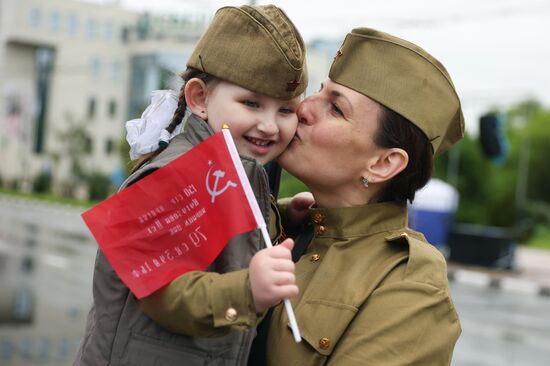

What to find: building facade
left=0, top=0, right=204, bottom=197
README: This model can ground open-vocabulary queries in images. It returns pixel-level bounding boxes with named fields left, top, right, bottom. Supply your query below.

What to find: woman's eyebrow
left=330, top=90, right=354, bottom=114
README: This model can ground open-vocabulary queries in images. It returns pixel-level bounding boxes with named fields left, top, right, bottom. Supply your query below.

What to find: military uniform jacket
left=74, top=114, right=274, bottom=366
left=265, top=201, right=461, bottom=365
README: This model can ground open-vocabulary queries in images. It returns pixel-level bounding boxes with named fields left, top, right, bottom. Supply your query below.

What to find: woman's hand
left=249, top=239, right=298, bottom=313
left=286, top=192, right=314, bottom=228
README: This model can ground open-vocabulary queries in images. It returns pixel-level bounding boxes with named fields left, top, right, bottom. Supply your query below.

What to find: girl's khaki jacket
left=73, top=114, right=275, bottom=366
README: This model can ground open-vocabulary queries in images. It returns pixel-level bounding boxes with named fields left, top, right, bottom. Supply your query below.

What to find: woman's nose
left=296, top=97, right=315, bottom=125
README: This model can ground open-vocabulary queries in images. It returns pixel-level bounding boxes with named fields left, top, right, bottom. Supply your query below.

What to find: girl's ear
left=364, top=148, right=409, bottom=185
left=184, top=78, right=209, bottom=120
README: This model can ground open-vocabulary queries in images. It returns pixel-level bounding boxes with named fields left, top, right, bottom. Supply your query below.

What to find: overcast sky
left=88, top=0, right=550, bottom=133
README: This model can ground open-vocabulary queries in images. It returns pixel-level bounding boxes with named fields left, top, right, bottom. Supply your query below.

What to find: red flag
left=82, top=130, right=264, bottom=299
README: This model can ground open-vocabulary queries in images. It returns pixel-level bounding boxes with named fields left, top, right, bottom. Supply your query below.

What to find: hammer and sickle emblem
left=206, top=165, right=237, bottom=203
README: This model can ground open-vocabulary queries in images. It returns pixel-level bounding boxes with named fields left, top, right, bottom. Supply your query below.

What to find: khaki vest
left=74, top=115, right=272, bottom=366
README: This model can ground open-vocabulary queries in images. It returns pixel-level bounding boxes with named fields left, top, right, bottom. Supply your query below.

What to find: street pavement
left=448, top=246, right=550, bottom=297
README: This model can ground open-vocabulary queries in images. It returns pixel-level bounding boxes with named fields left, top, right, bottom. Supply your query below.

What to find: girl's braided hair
left=131, top=68, right=216, bottom=173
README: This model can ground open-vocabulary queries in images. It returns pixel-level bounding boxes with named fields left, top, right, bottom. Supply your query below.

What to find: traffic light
left=479, top=112, right=508, bottom=164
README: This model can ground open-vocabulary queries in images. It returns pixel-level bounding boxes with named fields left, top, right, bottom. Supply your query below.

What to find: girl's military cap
left=330, top=27, right=464, bottom=155
left=187, top=5, right=307, bottom=100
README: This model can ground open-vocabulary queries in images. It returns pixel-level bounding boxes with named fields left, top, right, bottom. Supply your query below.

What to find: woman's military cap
left=187, top=5, right=308, bottom=100
left=330, top=27, right=464, bottom=155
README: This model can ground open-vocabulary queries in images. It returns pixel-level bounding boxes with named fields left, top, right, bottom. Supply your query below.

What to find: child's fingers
left=271, top=284, right=299, bottom=299
left=271, top=259, right=295, bottom=272
left=264, top=240, right=294, bottom=260
left=271, top=271, right=296, bottom=286
left=278, top=238, right=294, bottom=251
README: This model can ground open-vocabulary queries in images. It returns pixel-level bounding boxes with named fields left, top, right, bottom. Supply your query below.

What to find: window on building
left=110, top=62, right=121, bottom=82
left=90, top=58, right=101, bottom=79
left=104, top=22, right=114, bottom=41
left=105, top=139, right=114, bottom=154
left=121, top=27, right=129, bottom=43
left=85, top=136, right=93, bottom=154
left=49, top=12, right=60, bottom=32
left=108, top=99, right=117, bottom=118
left=34, top=48, right=54, bottom=154
left=86, top=19, right=97, bottom=39
left=29, top=8, right=41, bottom=28
left=88, top=97, right=96, bottom=119
left=67, top=14, right=78, bottom=35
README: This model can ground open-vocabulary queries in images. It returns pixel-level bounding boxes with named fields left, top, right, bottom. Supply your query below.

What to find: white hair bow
left=125, top=90, right=186, bottom=160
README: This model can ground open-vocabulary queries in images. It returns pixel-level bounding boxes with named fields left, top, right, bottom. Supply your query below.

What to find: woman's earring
left=362, top=177, right=369, bottom=188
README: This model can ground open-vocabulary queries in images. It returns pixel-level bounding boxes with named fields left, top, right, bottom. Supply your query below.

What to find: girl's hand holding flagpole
left=222, top=126, right=302, bottom=343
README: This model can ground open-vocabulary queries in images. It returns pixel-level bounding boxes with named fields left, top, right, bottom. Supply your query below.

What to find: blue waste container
left=409, top=179, right=458, bottom=250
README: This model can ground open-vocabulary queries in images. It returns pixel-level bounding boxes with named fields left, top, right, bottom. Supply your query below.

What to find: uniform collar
left=308, top=201, right=408, bottom=239
left=178, top=113, right=215, bottom=146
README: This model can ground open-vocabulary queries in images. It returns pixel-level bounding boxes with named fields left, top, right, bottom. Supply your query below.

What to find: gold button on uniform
left=319, top=337, right=331, bottom=349
left=316, top=225, right=326, bottom=235
left=310, top=254, right=321, bottom=262
left=225, top=307, right=238, bottom=322
left=312, top=213, right=325, bottom=224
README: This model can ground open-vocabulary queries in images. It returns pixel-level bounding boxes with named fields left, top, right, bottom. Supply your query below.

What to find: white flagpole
left=258, top=225, right=302, bottom=343
left=222, top=127, right=302, bottom=343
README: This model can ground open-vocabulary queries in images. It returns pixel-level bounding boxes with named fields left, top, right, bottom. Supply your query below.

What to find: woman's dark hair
left=131, top=68, right=216, bottom=173
left=374, top=105, right=434, bottom=203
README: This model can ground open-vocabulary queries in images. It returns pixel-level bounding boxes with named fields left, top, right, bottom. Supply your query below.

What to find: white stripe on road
left=500, top=277, right=540, bottom=296
left=453, top=270, right=491, bottom=287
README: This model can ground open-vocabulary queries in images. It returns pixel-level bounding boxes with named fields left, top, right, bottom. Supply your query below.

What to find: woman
left=248, top=27, right=463, bottom=365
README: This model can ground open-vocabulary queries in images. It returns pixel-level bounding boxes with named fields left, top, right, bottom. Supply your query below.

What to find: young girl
left=74, top=5, right=308, bottom=366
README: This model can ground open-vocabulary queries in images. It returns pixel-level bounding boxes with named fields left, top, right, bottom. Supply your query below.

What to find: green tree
left=506, top=100, right=550, bottom=231
left=118, top=135, right=133, bottom=177
left=436, top=99, right=550, bottom=239
left=87, top=171, right=112, bottom=201
left=58, top=119, right=89, bottom=184
left=279, top=169, right=308, bottom=198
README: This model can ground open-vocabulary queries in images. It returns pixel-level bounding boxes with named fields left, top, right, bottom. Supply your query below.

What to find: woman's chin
left=278, top=154, right=302, bottom=178
left=277, top=149, right=293, bottom=170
